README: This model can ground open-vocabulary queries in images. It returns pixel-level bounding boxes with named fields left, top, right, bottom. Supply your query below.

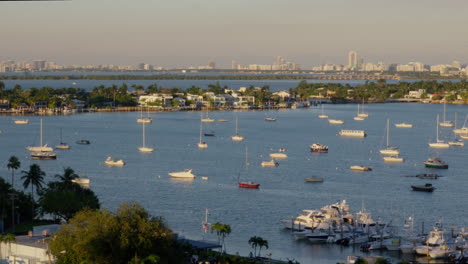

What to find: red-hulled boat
left=238, top=181, right=260, bottom=189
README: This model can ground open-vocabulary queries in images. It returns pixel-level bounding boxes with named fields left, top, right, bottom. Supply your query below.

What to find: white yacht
left=380, top=119, right=400, bottom=155
left=261, top=160, right=279, bottom=167
left=415, top=227, right=446, bottom=255
left=429, top=115, right=449, bottom=148
left=350, top=165, right=372, bottom=171
left=339, top=130, right=367, bottom=138
left=27, top=119, right=54, bottom=153
left=328, top=119, right=344, bottom=125
left=281, top=210, right=320, bottom=230
left=168, top=169, right=195, bottom=179
left=105, top=157, right=125, bottom=166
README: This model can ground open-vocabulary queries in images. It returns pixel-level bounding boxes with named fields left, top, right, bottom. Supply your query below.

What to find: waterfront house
left=272, top=90, right=291, bottom=100
left=139, top=94, right=173, bottom=107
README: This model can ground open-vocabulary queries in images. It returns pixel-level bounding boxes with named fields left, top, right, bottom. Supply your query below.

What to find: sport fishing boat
left=424, top=157, right=448, bottom=169
left=310, top=143, right=328, bottom=153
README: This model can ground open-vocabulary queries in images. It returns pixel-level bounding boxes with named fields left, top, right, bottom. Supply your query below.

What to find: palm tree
left=248, top=236, right=260, bottom=257
left=0, top=233, right=16, bottom=260
left=210, top=222, right=231, bottom=253
left=257, top=237, right=269, bottom=257
left=55, top=167, right=79, bottom=185
left=21, top=164, right=45, bottom=230
left=7, top=156, right=20, bottom=233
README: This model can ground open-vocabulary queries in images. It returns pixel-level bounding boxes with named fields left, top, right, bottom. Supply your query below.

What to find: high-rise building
left=348, top=51, right=358, bottom=70
left=231, top=60, right=238, bottom=70
left=32, top=60, right=46, bottom=71
left=208, top=61, right=216, bottom=69
left=275, top=56, right=285, bottom=66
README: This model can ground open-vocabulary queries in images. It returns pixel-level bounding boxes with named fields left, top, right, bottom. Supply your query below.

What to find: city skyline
left=1, top=0, right=468, bottom=68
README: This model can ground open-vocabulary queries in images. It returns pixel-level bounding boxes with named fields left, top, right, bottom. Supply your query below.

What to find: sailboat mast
left=199, top=121, right=202, bottom=143
left=436, top=115, right=440, bottom=141
left=236, top=116, right=238, bottom=134
left=443, top=102, right=447, bottom=122
left=245, top=146, right=249, bottom=175
left=40, top=119, right=43, bottom=146
left=142, top=123, right=146, bottom=147
left=386, top=119, right=390, bottom=147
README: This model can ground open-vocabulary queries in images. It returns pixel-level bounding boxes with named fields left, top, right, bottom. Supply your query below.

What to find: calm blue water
left=0, top=103, right=467, bottom=263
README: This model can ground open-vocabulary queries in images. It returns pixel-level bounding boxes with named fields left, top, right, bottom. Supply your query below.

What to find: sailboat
left=318, top=104, right=328, bottom=119
left=238, top=147, right=260, bottom=189
left=201, top=111, right=214, bottom=123
left=439, top=101, right=454, bottom=127
left=55, top=128, right=71, bottom=150
left=231, top=116, right=244, bottom=141
left=453, top=114, right=468, bottom=134
left=358, top=99, right=369, bottom=117
left=197, top=117, right=208, bottom=149
left=138, top=122, right=154, bottom=152
left=137, top=107, right=152, bottom=123
left=429, top=115, right=450, bottom=148
left=354, top=104, right=365, bottom=121
left=380, top=119, right=400, bottom=155
left=27, top=119, right=54, bottom=152
left=448, top=113, right=465, bottom=146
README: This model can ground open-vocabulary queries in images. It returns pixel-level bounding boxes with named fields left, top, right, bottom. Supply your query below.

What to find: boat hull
left=238, top=182, right=260, bottom=189
left=31, top=152, right=57, bottom=160
left=425, top=164, right=448, bottom=169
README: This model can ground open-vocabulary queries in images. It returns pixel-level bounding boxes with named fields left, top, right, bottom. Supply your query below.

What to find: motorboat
left=27, top=119, right=54, bottom=152
left=383, top=155, right=405, bottom=163
left=14, top=119, right=29, bottom=124
left=424, top=157, right=448, bottom=169
left=169, top=169, right=195, bottom=178
left=415, top=227, right=445, bottom=255
left=264, top=117, right=277, bottom=121
left=395, top=122, right=413, bottom=128
left=460, top=134, right=468, bottom=139
left=306, top=222, right=333, bottom=243
left=448, top=139, right=464, bottom=146
left=415, top=173, right=442, bottom=179
left=328, top=119, right=344, bottom=125
left=76, top=140, right=91, bottom=145
left=350, top=165, right=372, bottom=171
left=238, top=181, right=260, bottom=189
left=72, top=178, right=90, bottom=188
left=281, top=209, right=322, bottom=230
left=31, top=151, right=57, bottom=160
left=261, top=160, right=279, bottom=167
left=339, top=130, right=366, bottom=138
left=218, top=119, right=228, bottom=122
left=380, top=119, right=400, bottom=155
left=204, top=131, right=215, bottom=137
left=411, top=183, right=435, bottom=192
left=270, top=153, right=288, bottom=159
left=310, top=143, right=328, bottom=153
left=105, top=157, right=125, bottom=166
left=429, top=115, right=449, bottom=148
left=304, top=177, right=324, bottom=183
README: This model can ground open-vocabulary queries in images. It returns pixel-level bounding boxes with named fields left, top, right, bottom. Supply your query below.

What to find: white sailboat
left=318, top=104, right=328, bottom=119
left=197, top=117, right=208, bottom=149
left=27, top=119, right=54, bottom=152
left=429, top=115, right=450, bottom=148
left=380, top=119, right=400, bottom=155
left=138, top=122, right=154, bottom=153
left=358, top=99, right=369, bottom=117
left=453, top=114, right=468, bottom=134
left=354, top=104, right=365, bottom=121
left=231, top=116, right=244, bottom=141
left=55, top=128, right=71, bottom=150
left=201, top=111, right=214, bottom=123
left=439, top=101, right=454, bottom=127
left=137, top=107, right=152, bottom=123
left=448, top=113, right=464, bottom=146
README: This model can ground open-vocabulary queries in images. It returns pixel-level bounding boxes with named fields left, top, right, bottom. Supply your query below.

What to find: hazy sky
left=1, top=0, right=468, bottom=68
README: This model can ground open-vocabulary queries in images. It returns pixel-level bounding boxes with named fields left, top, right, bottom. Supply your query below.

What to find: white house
left=272, top=90, right=291, bottom=100
left=139, top=94, right=173, bottom=107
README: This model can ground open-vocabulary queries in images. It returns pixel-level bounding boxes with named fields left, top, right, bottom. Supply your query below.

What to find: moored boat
left=448, top=139, right=464, bottom=146
left=14, top=119, right=29, bottom=125
left=76, top=139, right=91, bottom=145
left=350, top=165, right=372, bottom=171
left=238, top=181, right=260, bottom=189
left=411, top=183, right=435, bottom=192
left=264, top=117, right=277, bottom=121
left=395, top=122, right=413, bottom=128
left=31, top=151, right=57, bottom=160
left=261, top=160, right=279, bottom=167
left=328, top=119, right=344, bottom=125
left=383, top=155, right=405, bottom=163
left=105, top=157, right=125, bottom=166
left=339, top=130, right=366, bottom=138
left=424, top=157, right=448, bottom=169
left=270, top=153, right=288, bottom=159
left=304, top=177, right=324, bottom=183
left=310, top=143, right=328, bottom=153
left=169, top=169, right=195, bottom=178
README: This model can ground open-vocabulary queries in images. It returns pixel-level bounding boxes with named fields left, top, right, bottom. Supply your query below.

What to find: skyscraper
left=231, top=60, right=238, bottom=70
left=348, top=51, right=358, bottom=70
